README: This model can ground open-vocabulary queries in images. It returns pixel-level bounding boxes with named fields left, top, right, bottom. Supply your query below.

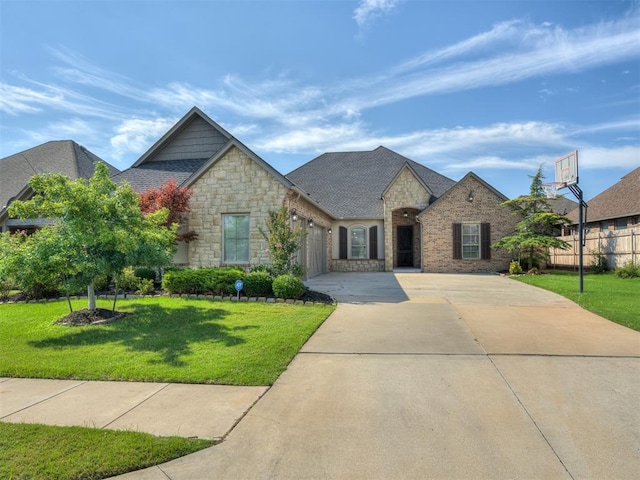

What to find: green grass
left=513, top=272, right=640, bottom=331
left=0, top=298, right=334, bottom=478
left=0, top=297, right=335, bottom=385
left=0, top=422, right=212, bottom=480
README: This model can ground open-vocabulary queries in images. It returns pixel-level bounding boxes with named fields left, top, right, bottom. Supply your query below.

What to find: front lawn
left=512, top=272, right=640, bottom=331
left=0, top=422, right=212, bottom=480
left=0, top=297, right=335, bottom=385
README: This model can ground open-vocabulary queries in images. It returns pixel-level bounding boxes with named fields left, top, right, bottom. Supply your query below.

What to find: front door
left=397, top=226, right=413, bottom=267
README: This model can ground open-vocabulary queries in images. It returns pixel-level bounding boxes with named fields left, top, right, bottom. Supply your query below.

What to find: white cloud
left=353, top=0, right=399, bottom=29
left=578, top=145, right=640, bottom=168
left=110, top=117, right=177, bottom=159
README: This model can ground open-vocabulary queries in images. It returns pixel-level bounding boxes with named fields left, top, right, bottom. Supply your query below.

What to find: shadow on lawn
left=29, top=302, right=255, bottom=367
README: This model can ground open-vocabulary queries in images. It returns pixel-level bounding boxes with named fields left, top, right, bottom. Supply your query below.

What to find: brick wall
left=419, top=175, right=518, bottom=273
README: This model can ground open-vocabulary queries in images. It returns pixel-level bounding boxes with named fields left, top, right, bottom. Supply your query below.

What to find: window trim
left=350, top=226, right=367, bottom=259
left=462, top=223, right=481, bottom=260
left=222, top=213, right=250, bottom=264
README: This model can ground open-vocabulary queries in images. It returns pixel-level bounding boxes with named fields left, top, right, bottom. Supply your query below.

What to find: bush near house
left=134, top=267, right=157, bottom=282
left=272, top=274, right=305, bottom=300
left=614, top=261, right=640, bottom=279
left=161, top=267, right=245, bottom=295
left=244, top=271, right=274, bottom=297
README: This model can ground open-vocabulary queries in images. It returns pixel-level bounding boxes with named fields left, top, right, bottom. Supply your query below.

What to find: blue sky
left=1, top=0, right=638, bottom=200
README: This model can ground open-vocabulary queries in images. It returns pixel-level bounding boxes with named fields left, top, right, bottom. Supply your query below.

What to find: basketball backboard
left=554, top=150, right=578, bottom=188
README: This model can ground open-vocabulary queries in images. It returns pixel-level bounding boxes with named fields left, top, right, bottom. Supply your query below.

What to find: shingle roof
left=286, top=146, right=455, bottom=218
left=567, top=166, right=640, bottom=223
left=0, top=140, right=119, bottom=211
left=547, top=196, right=578, bottom=216
left=111, top=159, right=208, bottom=192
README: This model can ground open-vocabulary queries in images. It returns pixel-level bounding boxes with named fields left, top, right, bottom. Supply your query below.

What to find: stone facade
left=332, top=259, right=385, bottom=272
left=187, top=146, right=289, bottom=268
left=419, top=174, right=518, bottom=273
left=382, top=166, right=431, bottom=271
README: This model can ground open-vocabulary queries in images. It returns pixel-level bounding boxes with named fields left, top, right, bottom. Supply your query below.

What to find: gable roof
left=567, top=166, right=640, bottom=224
left=0, top=140, right=119, bottom=213
left=286, top=146, right=455, bottom=219
left=419, top=171, right=509, bottom=216
left=114, top=108, right=294, bottom=194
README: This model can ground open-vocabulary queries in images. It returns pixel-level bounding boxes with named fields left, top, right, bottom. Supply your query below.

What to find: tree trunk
left=87, top=280, right=96, bottom=311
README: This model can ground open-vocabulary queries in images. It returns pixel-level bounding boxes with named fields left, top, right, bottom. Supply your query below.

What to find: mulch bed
left=55, top=308, right=127, bottom=326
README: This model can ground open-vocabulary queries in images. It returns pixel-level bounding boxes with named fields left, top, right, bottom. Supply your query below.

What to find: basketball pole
left=568, top=183, right=586, bottom=294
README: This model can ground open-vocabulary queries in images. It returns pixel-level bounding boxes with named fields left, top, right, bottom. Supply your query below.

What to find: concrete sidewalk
left=0, top=378, right=267, bottom=440
left=2, top=273, right=639, bottom=479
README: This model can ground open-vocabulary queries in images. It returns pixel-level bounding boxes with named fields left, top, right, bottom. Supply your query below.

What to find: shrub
left=590, top=251, right=609, bottom=274
left=134, top=267, right=156, bottom=282
left=136, top=278, right=155, bottom=295
left=162, top=267, right=245, bottom=295
left=527, top=267, right=540, bottom=275
left=251, top=264, right=274, bottom=275
left=272, top=274, right=305, bottom=299
left=115, top=267, right=139, bottom=291
left=244, top=271, right=273, bottom=297
left=509, top=260, right=523, bottom=275
left=614, top=261, right=640, bottom=279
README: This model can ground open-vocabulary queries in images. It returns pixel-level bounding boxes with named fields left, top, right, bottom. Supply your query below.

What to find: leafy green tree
left=6, top=163, right=177, bottom=311
left=493, top=166, right=570, bottom=270
left=259, top=206, right=305, bottom=277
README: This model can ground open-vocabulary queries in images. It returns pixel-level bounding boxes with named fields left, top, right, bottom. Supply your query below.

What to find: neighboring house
left=0, top=140, right=120, bottom=233
left=549, top=166, right=640, bottom=269
left=113, top=107, right=518, bottom=276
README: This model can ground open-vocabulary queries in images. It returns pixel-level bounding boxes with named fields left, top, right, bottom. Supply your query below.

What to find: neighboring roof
left=0, top=140, right=119, bottom=212
left=567, top=166, right=640, bottom=224
left=547, top=196, right=578, bottom=216
left=111, top=159, right=208, bottom=192
left=286, top=146, right=456, bottom=218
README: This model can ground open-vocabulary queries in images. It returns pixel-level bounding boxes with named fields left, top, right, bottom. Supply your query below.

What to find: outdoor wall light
left=328, top=227, right=332, bottom=234
left=467, top=191, right=475, bottom=202
left=402, top=210, right=409, bottom=218
left=308, top=218, right=314, bottom=228
left=291, top=209, right=298, bottom=222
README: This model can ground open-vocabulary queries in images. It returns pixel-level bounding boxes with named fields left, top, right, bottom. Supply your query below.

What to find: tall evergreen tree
left=493, top=166, right=571, bottom=269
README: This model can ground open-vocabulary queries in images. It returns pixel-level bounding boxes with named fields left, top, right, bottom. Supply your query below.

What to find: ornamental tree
left=139, top=179, right=198, bottom=242
left=493, top=166, right=570, bottom=270
left=7, top=162, right=177, bottom=311
left=259, top=206, right=305, bottom=277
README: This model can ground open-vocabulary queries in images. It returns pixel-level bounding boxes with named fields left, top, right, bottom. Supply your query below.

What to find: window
left=462, top=224, right=480, bottom=259
left=615, top=218, right=628, bottom=230
left=453, top=223, right=491, bottom=260
left=223, top=214, right=249, bottom=263
left=601, top=221, right=609, bottom=232
left=351, top=227, right=367, bottom=259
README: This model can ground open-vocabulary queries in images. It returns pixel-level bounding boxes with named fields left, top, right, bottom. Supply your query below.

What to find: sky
left=1, top=0, right=639, bottom=201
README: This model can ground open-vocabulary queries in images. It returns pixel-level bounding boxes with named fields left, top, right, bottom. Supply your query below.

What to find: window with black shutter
left=481, top=223, right=491, bottom=260
left=452, top=223, right=462, bottom=259
left=369, top=226, right=378, bottom=259
left=339, top=226, right=348, bottom=259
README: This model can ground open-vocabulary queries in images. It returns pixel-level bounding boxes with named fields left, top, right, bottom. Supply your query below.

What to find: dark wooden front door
left=397, top=226, right=413, bottom=267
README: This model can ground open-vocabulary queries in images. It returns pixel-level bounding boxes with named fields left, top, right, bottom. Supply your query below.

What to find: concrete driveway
left=116, top=273, right=640, bottom=480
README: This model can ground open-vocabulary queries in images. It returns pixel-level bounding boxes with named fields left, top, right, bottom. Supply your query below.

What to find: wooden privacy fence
left=548, top=227, right=639, bottom=269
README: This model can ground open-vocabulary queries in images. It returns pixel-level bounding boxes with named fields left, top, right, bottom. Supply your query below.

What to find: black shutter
left=339, top=226, right=348, bottom=259
left=452, top=223, right=462, bottom=259
left=369, top=226, right=378, bottom=259
left=481, top=223, right=491, bottom=260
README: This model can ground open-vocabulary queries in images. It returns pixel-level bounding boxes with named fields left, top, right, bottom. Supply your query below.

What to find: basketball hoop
left=541, top=182, right=565, bottom=199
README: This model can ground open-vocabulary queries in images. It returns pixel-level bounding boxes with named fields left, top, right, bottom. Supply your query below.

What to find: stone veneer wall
left=382, top=167, right=431, bottom=271
left=419, top=175, right=518, bottom=273
left=187, top=146, right=289, bottom=268
left=332, top=259, right=385, bottom=272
